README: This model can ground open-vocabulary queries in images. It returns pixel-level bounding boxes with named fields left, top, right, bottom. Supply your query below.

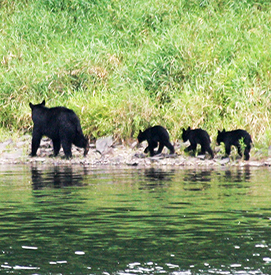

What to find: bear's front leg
left=185, top=144, right=196, bottom=156
left=52, top=139, right=61, bottom=157
left=224, top=144, right=231, bottom=158
left=147, top=140, right=157, bottom=156
left=144, top=146, right=150, bottom=154
left=61, top=140, right=73, bottom=159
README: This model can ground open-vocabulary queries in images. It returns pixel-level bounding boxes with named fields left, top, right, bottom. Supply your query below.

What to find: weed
left=0, top=0, right=271, bottom=150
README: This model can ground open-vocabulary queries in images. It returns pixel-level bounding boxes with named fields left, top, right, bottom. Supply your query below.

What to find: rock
left=197, top=154, right=206, bottom=160
left=131, top=141, right=138, bottom=149
left=30, top=157, right=46, bottom=163
left=166, top=153, right=178, bottom=158
left=96, top=136, right=113, bottom=154
left=126, top=161, right=138, bottom=166
left=245, top=161, right=263, bottom=167
left=16, top=141, right=28, bottom=148
left=150, top=154, right=164, bottom=160
left=0, top=139, right=13, bottom=152
left=218, top=157, right=230, bottom=165
left=134, top=153, right=146, bottom=158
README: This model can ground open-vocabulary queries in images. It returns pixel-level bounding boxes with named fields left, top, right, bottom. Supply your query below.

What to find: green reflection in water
left=0, top=165, right=270, bottom=274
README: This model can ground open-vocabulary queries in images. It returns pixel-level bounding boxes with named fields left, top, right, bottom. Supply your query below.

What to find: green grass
left=1, top=0, right=271, bottom=150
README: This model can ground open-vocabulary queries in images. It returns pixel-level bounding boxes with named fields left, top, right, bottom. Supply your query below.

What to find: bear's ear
left=218, top=130, right=221, bottom=134
left=182, top=128, right=185, bottom=131
left=222, top=129, right=225, bottom=133
left=139, top=130, right=142, bottom=133
left=29, top=103, right=33, bottom=109
left=41, top=100, right=45, bottom=106
left=187, top=126, right=191, bottom=131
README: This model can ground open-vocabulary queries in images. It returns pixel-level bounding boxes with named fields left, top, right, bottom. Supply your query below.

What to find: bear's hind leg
left=198, top=145, right=206, bottom=156
left=164, top=141, right=175, bottom=154
left=201, top=144, right=214, bottom=158
left=31, top=131, right=42, bottom=157
left=157, top=143, right=165, bottom=154
left=207, top=146, right=214, bottom=158
left=244, top=144, right=251, bottom=161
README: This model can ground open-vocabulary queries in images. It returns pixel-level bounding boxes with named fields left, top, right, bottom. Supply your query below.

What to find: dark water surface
left=0, top=165, right=271, bottom=274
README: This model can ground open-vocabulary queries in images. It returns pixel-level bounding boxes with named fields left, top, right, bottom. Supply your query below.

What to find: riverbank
left=0, top=135, right=270, bottom=167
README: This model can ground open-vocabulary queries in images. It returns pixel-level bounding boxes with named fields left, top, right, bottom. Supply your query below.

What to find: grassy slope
left=0, top=0, right=271, bottom=151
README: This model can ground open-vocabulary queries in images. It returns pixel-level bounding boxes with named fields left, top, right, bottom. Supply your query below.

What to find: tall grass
left=0, top=0, right=271, bottom=149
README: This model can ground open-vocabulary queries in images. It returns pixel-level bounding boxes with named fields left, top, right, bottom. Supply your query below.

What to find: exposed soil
left=0, top=135, right=270, bottom=167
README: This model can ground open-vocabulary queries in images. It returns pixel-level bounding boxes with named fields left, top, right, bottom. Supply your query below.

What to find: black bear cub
left=182, top=127, right=214, bottom=158
left=137, top=125, right=175, bottom=156
left=29, top=100, right=89, bottom=159
left=216, top=129, right=252, bottom=160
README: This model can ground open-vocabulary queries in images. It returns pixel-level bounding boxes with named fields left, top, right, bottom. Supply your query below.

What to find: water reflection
left=0, top=165, right=270, bottom=274
left=31, top=165, right=86, bottom=189
left=182, top=169, right=212, bottom=191
left=139, top=168, right=174, bottom=191
left=144, top=168, right=174, bottom=182
left=183, top=169, right=213, bottom=183
left=222, top=166, right=251, bottom=182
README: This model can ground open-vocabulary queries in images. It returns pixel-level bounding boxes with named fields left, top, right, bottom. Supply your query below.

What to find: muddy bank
left=0, top=135, right=270, bottom=167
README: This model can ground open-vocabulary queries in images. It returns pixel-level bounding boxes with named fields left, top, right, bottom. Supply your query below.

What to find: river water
left=0, top=165, right=270, bottom=274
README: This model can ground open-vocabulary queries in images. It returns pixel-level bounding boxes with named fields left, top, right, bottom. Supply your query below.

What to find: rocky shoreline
left=0, top=135, right=271, bottom=168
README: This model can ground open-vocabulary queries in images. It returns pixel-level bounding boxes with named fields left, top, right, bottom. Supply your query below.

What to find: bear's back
left=228, top=130, right=252, bottom=143
left=218, top=129, right=252, bottom=145
left=139, top=125, right=169, bottom=142
left=188, top=129, right=211, bottom=143
left=149, top=126, right=170, bottom=141
left=48, top=107, right=80, bottom=127
left=32, top=105, right=79, bottom=127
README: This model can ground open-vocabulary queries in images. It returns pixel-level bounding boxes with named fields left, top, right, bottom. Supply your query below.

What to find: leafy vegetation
left=1, top=0, right=271, bottom=150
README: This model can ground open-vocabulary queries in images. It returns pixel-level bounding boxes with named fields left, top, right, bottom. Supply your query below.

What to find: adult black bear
left=29, top=100, right=89, bottom=159
left=137, top=125, right=175, bottom=156
left=182, top=127, right=214, bottom=158
left=216, top=129, right=252, bottom=160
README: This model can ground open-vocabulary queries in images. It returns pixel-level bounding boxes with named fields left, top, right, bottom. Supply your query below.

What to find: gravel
left=0, top=135, right=270, bottom=167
